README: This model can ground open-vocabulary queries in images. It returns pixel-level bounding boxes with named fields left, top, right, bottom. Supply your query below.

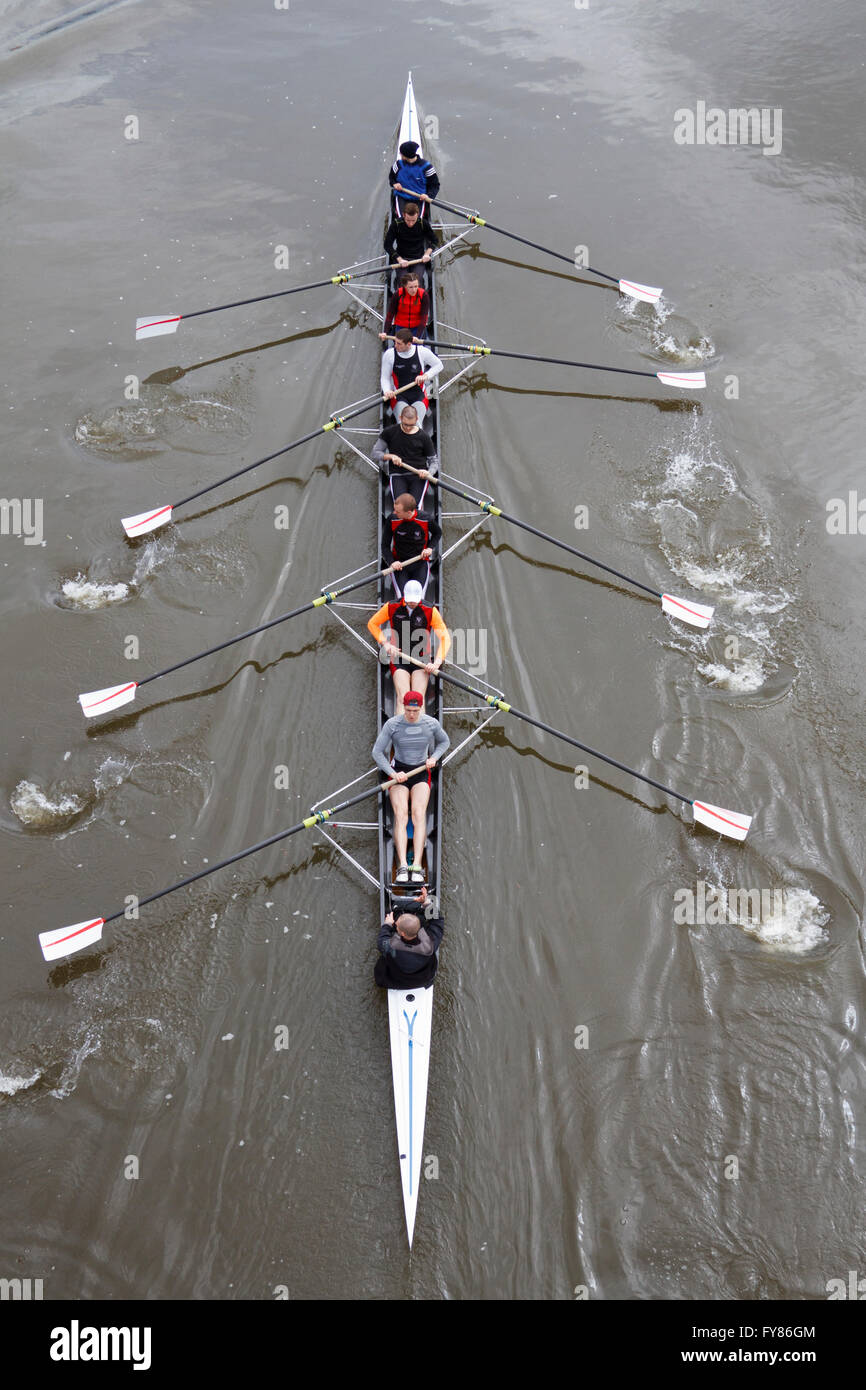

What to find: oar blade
left=122, top=505, right=173, bottom=538
left=39, top=918, right=105, bottom=962
left=661, top=594, right=714, bottom=629
left=692, top=801, right=752, bottom=842
left=78, top=683, right=138, bottom=718
left=136, top=316, right=181, bottom=340
left=656, top=370, right=707, bottom=390
left=619, top=279, right=663, bottom=304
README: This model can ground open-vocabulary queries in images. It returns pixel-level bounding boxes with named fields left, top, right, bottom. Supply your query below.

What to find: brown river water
left=0, top=0, right=864, bottom=1300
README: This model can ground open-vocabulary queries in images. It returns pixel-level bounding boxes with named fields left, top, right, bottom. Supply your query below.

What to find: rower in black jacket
left=375, top=886, right=444, bottom=989
left=383, top=201, right=439, bottom=287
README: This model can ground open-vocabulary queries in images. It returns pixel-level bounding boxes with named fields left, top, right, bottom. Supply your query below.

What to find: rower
left=379, top=270, right=430, bottom=342
left=380, top=327, right=443, bottom=430
left=372, top=403, right=438, bottom=506
left=389, top=140, right=440, bottom=223
left=367, top=577, right=451, bottom=710
left=375, top=885, right=444, bottom=988
left=382, top=492, right=441, bottom=596
left=383, top=201, right=438, bottom=287
left=372, top=690, right=450, bottom=885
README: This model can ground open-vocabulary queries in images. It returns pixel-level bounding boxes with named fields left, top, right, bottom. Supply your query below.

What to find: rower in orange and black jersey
left=367, top=578, right=451, bottom=709
left=379, top=270, right=430, bottom=343
left=381, top=492, right=441, bottom=598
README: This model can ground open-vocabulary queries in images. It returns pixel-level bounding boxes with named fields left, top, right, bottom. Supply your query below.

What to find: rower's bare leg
left=409, top=670, right=429, bottom=705
left=410, top=781, right=431, bottom=871
left=392, top=669, right=411, bottom=705
left=389, top=784, right=410, bottom=871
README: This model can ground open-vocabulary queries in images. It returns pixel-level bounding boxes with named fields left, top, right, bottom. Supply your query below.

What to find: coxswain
left=375, top=885, right=444, bottom=988
left=380, top=327, right=443, bottom=429
left=371, top=403, right=438, bottom=506
left=381, top=492, right=441, bottom=595
left=379, top=270, right=430, bottom=342
left=372, top=691, right=450, bottom=885
left=367, top=577, right=451, bottom=710
left=389, top=140, right=440, bottom=222
left=383, top=201, right=438, bottom=285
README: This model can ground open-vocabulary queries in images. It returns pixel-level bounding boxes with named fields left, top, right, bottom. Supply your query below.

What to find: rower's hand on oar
left=422, top=251, right=432, bottom=262
left=424, top=660, right=441, bottom=676
left=391, top=560, right=403, bottom=571
left=414, top=374, right=426, bottom=387
left=384, top=641, right=400, bottom=660
left=378, top=331, right=388, bottom=340
left=393, top=770, right=409, bottom=783
left=386, top=452, right=402, bottom=465
left=425, top=757, right=437, bottom=770
left=421, top=548, right=432, bottom=560
left=393, top=182, right=404, bottom=192
left=397, top=258, right=409, bottom=268
left=384, top=910, right=395, bottom=926
left=384, top=391, right=397, bottom=403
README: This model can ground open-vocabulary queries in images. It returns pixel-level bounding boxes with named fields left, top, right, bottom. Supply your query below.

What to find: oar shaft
left=170, top=382, right=418, bottom=514
left=101, top=763, right=428, bottom=928
left=397, top=464, right=661, bottom=600
left=425, top=339, right=656, bottom=381
left=179, top=257, right=431, bottom=324
left=137, top=553, right=427, bottom=690
left=392, top=644, right=690, bottom=806
left=429, top=197, right=620, bottom=285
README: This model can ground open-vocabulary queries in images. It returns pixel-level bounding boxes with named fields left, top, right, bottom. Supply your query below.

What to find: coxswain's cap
left=403, top=691, right=424, bottom=706
left=403, top=580, right=423, bottom=603
left=399, top=141, right=420, bottom=157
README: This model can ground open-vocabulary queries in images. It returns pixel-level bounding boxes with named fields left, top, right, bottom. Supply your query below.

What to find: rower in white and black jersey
left=380, top=327, right=443, bottom=429
left=372, top=403, right=438, bottom=506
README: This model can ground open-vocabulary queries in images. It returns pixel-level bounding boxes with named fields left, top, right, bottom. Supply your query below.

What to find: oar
left=391, top=645, right=751, bottom=841
left=121, top=382, right=419, bottom=538
left=38, top=761, right=429, bottom=961
left=426, top=196, right=664, bottom=305
left=395, top=463, right=713, bottom=629
left=135, top=257, right=430, bottom=341
left=422, top=338, right=705, bottom=390
left=78, top=551, right=428, bottom=717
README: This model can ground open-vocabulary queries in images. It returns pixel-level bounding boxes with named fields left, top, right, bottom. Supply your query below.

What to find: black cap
left=399, top=141, right=420, bottom=157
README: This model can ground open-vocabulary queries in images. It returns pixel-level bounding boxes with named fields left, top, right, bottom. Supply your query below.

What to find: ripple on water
left=74, top=382, right=251, bottom=462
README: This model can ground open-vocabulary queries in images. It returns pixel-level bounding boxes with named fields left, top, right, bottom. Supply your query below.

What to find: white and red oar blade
left=136, top=315, right=181, bottom=340
left=692, top=801, right=752, bottom=842
left=122, top=505, right=172, bottom=538
left=619, top=279, right=663, bottom=304
left=39, top=918, right=105, bottom=962
left=78, top=682, right=138, bottom=718
left=657, top=369, right=706, bottom=389
left=661, top=593, right=714, bottom=630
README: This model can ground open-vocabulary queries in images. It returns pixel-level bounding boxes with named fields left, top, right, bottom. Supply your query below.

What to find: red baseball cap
left=403, top=691, right=424, bottom=706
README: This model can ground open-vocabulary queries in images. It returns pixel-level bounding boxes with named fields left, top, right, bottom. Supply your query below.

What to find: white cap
left=403, top=580, right=423, bottom=603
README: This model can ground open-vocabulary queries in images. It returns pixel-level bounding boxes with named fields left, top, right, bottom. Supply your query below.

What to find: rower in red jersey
left=379, top=270, right=430, bottom=342
left=381, top=492, right=441, bottom=596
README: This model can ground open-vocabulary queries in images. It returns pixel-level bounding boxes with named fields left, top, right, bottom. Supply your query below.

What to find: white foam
left=736, top=886, right=830, bottom=954
left=698, top=653, right=767, bottom=693
left=0, top=1069, right=41, bottom=1097
left=61, top=574, right=130, bottom=609
left=11, top=780, right=85, bottom=826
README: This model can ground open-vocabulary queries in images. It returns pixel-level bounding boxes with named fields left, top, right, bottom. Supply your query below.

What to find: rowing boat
left=377, top=73, right=443, bottom=1251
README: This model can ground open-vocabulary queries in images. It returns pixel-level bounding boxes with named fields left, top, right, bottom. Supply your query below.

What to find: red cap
left=403, top=691, right=423, bottom=707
